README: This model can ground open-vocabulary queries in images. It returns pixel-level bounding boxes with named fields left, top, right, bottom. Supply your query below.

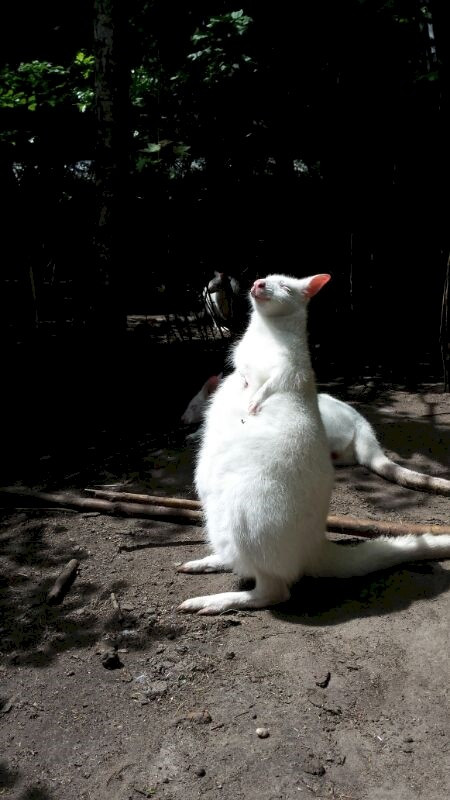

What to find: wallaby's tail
left=309, top=534, right=450, bottom=579
left=354, top=419, right=450, bottom=496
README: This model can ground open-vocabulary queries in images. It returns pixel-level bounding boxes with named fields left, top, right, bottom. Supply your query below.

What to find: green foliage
left=187, top=9, right=254, bottom=83
left=72, top=51, right=95, bottom=112
left=0, top=51, right=94, bottom=112
left=130, top=63, right=160, bottom=108
left=135, top=138, right=192, bottom=178
left=132, top=8, right=256, bottom=176
left=0, top=0, right=443, bottom=186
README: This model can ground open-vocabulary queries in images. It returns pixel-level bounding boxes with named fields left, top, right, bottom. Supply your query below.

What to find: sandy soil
left=1, top=385, right=449, bottom=800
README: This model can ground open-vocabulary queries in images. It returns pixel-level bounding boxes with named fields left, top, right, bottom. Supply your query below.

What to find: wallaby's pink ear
left=206, top=375, right=220, bottom=394
left=303, top=274, right=331, bottom=299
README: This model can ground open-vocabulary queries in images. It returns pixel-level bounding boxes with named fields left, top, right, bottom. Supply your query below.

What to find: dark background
left=0, top=0, right=448, bottom=479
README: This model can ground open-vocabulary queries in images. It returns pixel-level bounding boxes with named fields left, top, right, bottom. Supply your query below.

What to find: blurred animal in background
left=181, top=374, right=223, bottom=425
left=202, top=272, right=243, bottom=333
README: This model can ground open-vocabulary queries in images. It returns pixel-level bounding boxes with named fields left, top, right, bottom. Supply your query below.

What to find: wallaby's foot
left=176, top=554, right=230, bottom=574
left=178, top=576, right=290, bottom=615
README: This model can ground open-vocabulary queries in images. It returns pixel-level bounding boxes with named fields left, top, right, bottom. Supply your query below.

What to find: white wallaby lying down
left=181, top=377, right=450, bottom=496
left=319, top=393, right=450, bottom=495
left=181, top=374, right=222, bottom=425
left=177, top=273, right=450, bottom=615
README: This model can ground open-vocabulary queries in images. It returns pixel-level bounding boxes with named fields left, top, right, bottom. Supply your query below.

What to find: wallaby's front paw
left=248, top=400, right=261, bottom=415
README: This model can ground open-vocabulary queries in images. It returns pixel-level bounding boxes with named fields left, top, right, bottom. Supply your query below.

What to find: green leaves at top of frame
left=0, top=52, right=95, bottom=112
left=187, top=9, right=254, bottom=84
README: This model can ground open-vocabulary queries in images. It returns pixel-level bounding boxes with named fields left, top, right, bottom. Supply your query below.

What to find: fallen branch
left=85, top=488, right=450, bottom=538
left=325, top=515, right=450, bottom=538
left=47, top=558, right=79, bottom=605
left=1, top=486, right=449, bottom=538
left=0, top=487, right=203, bottom=524
left=85, top=488, right=201, bottom=510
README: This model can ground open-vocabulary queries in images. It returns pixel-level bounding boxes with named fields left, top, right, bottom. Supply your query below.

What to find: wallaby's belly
left=195, top=373, right=334, bottom=579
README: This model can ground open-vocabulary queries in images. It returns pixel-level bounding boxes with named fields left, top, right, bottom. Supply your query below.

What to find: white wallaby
left=319, top=393, right=450, bottom=495
left=178, top=273, right=450, bottom=615
left=181, top=375, right=222, bottom=425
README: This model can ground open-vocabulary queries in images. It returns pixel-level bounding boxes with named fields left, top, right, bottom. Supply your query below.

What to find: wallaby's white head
left=249, top=274, right=331, bottom=319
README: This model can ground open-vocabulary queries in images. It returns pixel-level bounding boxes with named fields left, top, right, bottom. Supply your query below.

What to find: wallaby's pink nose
left=250, top=278, right=269, bottom=300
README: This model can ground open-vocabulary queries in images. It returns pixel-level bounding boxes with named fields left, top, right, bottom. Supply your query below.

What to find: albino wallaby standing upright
left=178, top=273, right=450, bottom=615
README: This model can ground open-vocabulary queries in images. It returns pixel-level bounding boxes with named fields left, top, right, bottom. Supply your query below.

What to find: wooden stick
left=47, top=558, right=79, bottom=605
left=1, top=487, right=449, bottom=538
left=0, top=487, right=203, bottom=523
left=83, top=488, right=450, bottom=537
left=325, top=515, right=450, bottom=538
left=85, top=488, right=201, bottom=510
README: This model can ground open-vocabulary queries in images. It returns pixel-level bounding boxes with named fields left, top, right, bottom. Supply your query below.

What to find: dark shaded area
left=0, top=513, right=104, bottom=664
left=0, top=761, right=19, bottom=791
left=273, top=561, right=450, bottom=626
left=0, top=761, right=54, bottom=799
left=0, top=510, right=197, bottom=666
left=1, top=1, right=449, bottom=384
left=20, top=788, right=54, bottom=800
left=1, top=3, right=448, bottom=493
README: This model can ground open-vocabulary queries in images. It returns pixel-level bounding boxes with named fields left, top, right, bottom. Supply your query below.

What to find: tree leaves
left=0, top=52, right=95, bottom=112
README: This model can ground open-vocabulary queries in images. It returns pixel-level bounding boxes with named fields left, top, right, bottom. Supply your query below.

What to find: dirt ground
left=1, top=383, right=449, bottom=800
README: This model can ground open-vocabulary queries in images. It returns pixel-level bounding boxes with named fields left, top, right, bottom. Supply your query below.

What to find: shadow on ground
left=271, top=560, right=450, bottom=626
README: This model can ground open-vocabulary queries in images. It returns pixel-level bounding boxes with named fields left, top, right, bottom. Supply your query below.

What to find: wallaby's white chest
left=235, top=329, right=287, bottom=381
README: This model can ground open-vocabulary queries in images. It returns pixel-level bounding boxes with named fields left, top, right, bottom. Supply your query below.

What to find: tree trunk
left=91, top=0, right=129, bottom=336
left=440, top=255, right=449, bottom=391
left=430, top=1, right=450, bottom=389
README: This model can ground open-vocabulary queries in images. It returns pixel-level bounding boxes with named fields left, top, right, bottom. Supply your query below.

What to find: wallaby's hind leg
left=178, top=571, right=290, bottom=615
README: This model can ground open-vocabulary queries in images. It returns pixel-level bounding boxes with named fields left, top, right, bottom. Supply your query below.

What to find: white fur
left=318, top=393, right=450, bottom=495
left=178, top=273, right=450, bottom=615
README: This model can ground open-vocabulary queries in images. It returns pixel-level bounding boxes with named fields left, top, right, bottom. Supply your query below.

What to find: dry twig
left=47, top=558, right=79, bottom=605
